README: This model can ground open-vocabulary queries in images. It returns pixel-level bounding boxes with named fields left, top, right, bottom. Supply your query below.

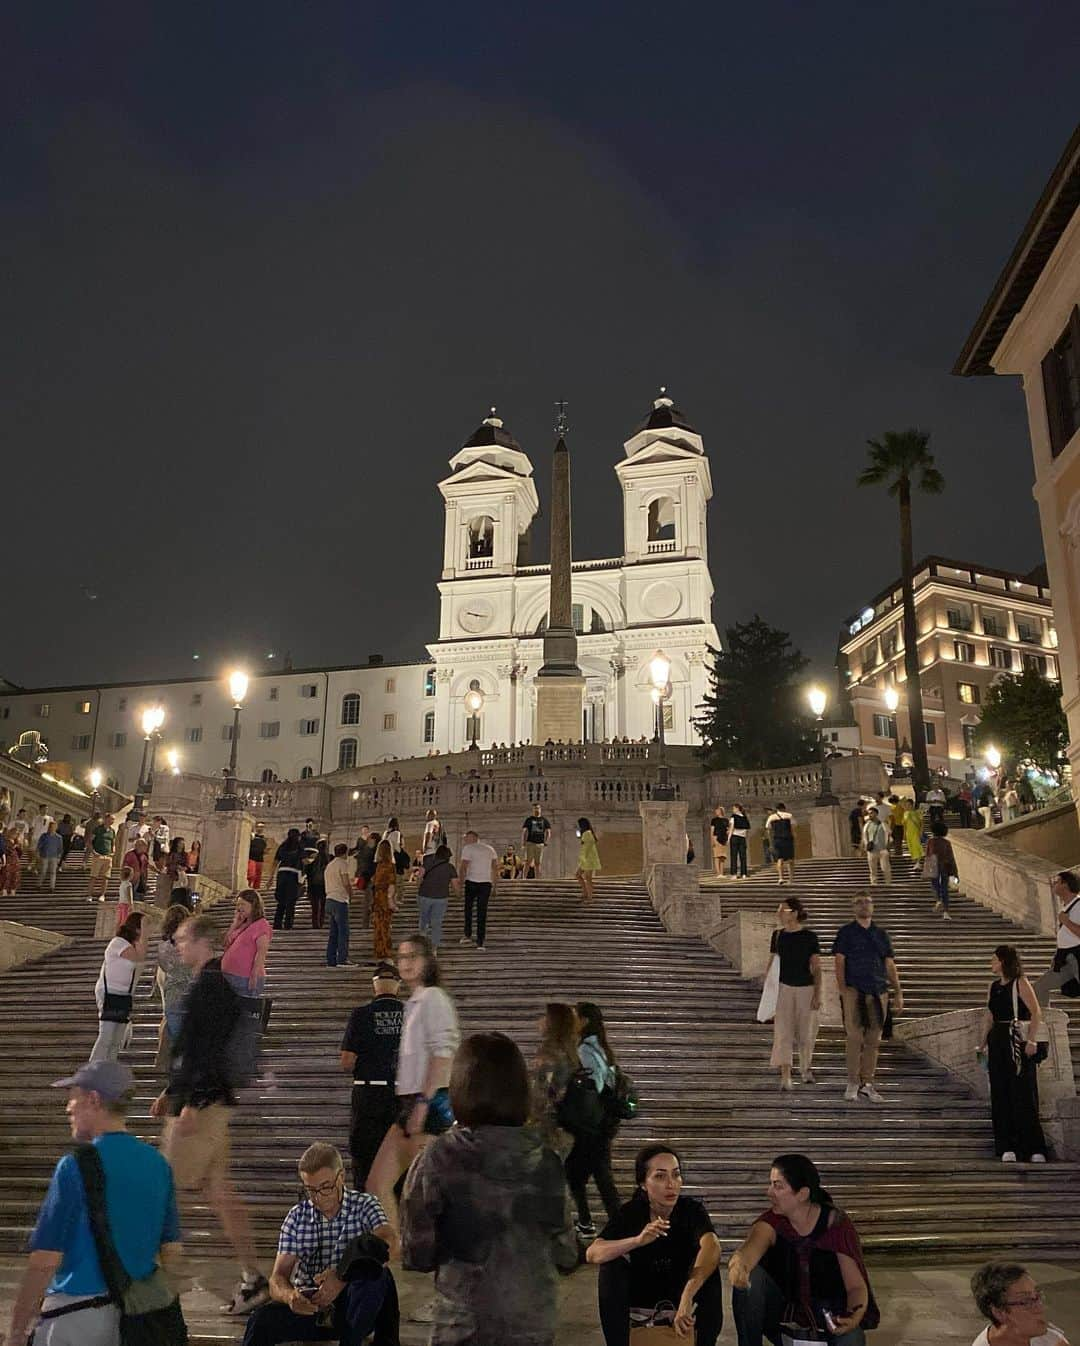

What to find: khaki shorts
left=524, top=842, right=544, bottom=865
left=163, top=1102, right=232, bottom=1190
left=88, top=852, right=112, bottom=881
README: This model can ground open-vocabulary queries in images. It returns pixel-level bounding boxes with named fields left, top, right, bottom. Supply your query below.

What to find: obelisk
left=534, top=412, right=586, bottom=743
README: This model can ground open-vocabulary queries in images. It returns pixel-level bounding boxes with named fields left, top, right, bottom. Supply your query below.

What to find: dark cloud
left=2, top=4, right=1076, bottom=688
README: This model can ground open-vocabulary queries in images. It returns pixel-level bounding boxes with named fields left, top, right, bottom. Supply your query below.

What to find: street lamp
left=216, top=670, right=249, bottom=811
left=883, top=686, right=902, bottom=775
left=806, top=685, right=838, bottom=805
left=166, top=749, right=180, bottom=776
left=133, top=705, right=165, bottom=815
left=648, top=648, right=675, bottom=800
left=88, top=767, right=103, bottom=819
left=464, top=686, right=485, bottom=751
left=985, top=744, right=1002, bottom=771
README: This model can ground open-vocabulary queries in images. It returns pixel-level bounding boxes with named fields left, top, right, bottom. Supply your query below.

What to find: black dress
left=987, top=978, right=1046, bottom=1160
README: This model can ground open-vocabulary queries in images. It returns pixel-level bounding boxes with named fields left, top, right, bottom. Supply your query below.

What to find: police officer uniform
left=341, top=971, right=403, bottom=1186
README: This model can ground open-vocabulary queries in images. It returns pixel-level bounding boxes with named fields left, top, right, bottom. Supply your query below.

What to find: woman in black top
left=729, top=804, right=751, bottom=879
left=272, top=827, right=305, bottom=930
left=587, top=1143, right=722, bottom=1346
left=708, top=806, right=729, bottom=878
left=978, top=944, right=1047, bottom=1162
left=305, top=838, right=329, bottom=930
left=769, top=896, right=822, bottom=1090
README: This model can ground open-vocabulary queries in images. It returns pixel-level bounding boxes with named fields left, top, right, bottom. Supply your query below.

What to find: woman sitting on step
left=728, top=1152, right=877, bottom=1344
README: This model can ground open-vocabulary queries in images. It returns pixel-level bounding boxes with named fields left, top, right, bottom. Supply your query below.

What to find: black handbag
left=100, top=960, right=137, bottom=1023
left=74, top=1145, right=188, bottom=1345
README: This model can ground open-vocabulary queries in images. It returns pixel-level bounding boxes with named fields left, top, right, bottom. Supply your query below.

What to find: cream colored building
left=839, top=556, right=1057, bottom=776
left=956, top=125, right=1080, bottom=791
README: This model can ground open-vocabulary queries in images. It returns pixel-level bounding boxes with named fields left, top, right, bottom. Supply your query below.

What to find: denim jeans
left=241, top=1268, right=397, bottom=1346
left=327, top=900, right=350, bottom=966
left=732, top=1264, right=865, bottom=1346
left=417, top=896, right=448, bottom=948
left=931, top=870, right=950, bottom=909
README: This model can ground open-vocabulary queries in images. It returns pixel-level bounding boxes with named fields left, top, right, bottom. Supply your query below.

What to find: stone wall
left=644, top=863, right=712, bottom=935
left=0, top=921, right=70, bottom=973
left=988, top=801, right=1080, bottom=867
left=950, top=829, right=1062, bottom=936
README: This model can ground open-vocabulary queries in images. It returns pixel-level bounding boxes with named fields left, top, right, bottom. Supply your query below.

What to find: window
left=110, top=731, right=127, bottom=748
left=76, top=700, right=91, bottom=715
left=924, top=723, right=937, bottom=745
left=299, top=718, right=320, bottom=736
left=191, top=693, right=202, bottom=706
left=465, top=713, right=482, bottom=743
left=872, top=713, right=896, bottom=739
left=1023, top=653, right=1048, bottom=675
left=424, top=668, right=437, bottom=697
left=384, top=677, right=396, bottom=694
left=70, top=734, right=91, bottom=751
left=383, top=713, right=396, bottom=732
left=467, top=515, right=495, bottom=558
left=1016, top=622, right=1039, bottom=644
left=990, top=647, right=1013, bottom=670
left=946, top=606, right=973, bottom=632
left=300, top=684, right=318, bottom=698
left=300, top=765, right=315, bottom=779
left=661, top=703, right=674, bottom=731
left=222, top=723, right=241, bottom=740
left=423, top=710, right=436, bottom=744
left=259, top=721, right=280, bottom=739
left=982, top=615, right=1002, bottom=637
left=117, top=697, right=128, bottom=711
left=260, top=768, right=275, bottom=783
left=957, top=682, right=980, bottom=705
left=1042, top=306, right=1080, bottom=456
left=954, top=640, right=976, bottom=663
left=338, top=738, right=358, bottom=769
left=37, top=703, right=50, bottom=718
left=881, top=631, right=898, bottom=660
left=963, top=724, right=978, bottom=756
left=268, top=686, right=279, bottom=701
left=647, top=496, right=677, bottom=542
left=186, top=727, right=203, bottom=743
left=341, top=693, right=361, bottom=725
left=0, top=707, right=9, bottom=720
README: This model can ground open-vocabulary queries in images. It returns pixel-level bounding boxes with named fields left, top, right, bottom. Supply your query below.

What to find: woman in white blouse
left=90, top=911, right=148, bottom=1062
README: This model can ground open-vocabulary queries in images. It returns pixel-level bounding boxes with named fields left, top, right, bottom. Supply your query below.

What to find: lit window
left=341, top=693, right=361, bottom=725
left=338, top=738, right=358, bottom=769
left=963, top=724, right=978, bottom=756
left=424, top=669, right=437, bottom=697
left=423, top=711, right=436, bottom=743
left=259, top=721, right=280, bottom=739
left=299, top=718, right=320, bottom=736
left=76, top=701, right=91, bottom=715
left=383, top=713, right=396, bottom=732
left=957, top=682, right=980, bottom=705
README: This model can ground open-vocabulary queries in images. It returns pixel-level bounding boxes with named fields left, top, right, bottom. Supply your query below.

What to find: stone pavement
left=1, top=1257, right=1077, bottom=1343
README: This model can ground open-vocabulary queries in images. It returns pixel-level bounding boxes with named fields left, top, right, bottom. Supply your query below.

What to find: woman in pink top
left=221, top=888, right=272, bottom=996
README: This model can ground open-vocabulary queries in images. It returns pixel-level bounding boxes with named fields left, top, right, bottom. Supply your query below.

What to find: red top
left=756, top=1207, right=879, bottom=1330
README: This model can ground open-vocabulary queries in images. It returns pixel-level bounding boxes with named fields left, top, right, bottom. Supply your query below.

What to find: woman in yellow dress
left=576, top=816, right=601, bottom=902
left=903, top=799, right=925, bottom=861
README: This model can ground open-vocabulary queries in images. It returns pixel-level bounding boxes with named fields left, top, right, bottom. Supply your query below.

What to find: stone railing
left=950, top=829, right=1062, bottom=937
left=0, top=755, right=128, bottom=821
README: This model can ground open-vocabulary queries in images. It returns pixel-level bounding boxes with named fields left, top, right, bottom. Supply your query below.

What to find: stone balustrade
left=0, top=755, right=127, bottom=823
left=701, top=908, right=841, bottom=1026
left=0, top=921, right=71, bottom=973
left=950, top=829, right=1062, bottom=936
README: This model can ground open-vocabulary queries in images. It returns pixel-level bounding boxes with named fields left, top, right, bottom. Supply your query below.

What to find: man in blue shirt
left=832, top=895, right=904, bottom=1105
left=7, top=1060, right=182, bottom=1346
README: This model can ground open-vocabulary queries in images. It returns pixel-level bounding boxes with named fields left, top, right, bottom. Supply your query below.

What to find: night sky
left=4, top=3, right=1078, bottom=690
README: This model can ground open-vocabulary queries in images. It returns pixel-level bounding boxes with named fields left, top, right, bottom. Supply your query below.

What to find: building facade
left=955, top=125, right=1080, bottom=794
left=0, top=392, right=720, bottom=793
left=839, top=556, right=1057, bottom=776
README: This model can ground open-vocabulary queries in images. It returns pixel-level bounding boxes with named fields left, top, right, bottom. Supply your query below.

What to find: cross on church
left=554, top=399, right=569, bottom=437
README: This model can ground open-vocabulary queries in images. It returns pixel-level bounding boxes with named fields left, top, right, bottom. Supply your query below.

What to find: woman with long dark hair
left=576, top=817, right=601, bottom=903
left=728, top=1152, right=877, bottom=1343
left=272, top=827, right=304, bottom=930
left=531, top=1002, right=579, bottom=1160
left=770, top=895, right=822, bottom=1090
left=978, top=945, right=1047, bottom=1163
left=565, top=1000, right=621, bottom=1238
left=305, top=837, right=330, bottom=929
left=90, top=911, right=147, bottom=1063
left=729, top=803, right=751, bottom=879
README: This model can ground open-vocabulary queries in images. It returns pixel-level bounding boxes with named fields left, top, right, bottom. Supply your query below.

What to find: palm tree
left=857, top=429, right=945, bottom=794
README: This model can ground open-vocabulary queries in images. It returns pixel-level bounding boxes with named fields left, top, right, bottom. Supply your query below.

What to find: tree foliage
left=694, top=616, right=817, bottom=770
left=974, top=668, right=1068, bottom=774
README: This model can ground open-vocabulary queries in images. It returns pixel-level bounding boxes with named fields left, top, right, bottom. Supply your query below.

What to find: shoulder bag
left=100, top=958, right=137, bottom=1024
left=757, top=955, right=780, bottom=1022
left=73, top=1144, right=188, bottom=1345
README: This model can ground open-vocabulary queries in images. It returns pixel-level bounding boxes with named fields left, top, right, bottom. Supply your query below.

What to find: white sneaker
left=1031, top=1153, right=1047, bottom=1163
left=458, top=936, right=474, bottom=945
left=843, top=1084, right=859, bottom=1101
left=1001, top=1151, right=1018, bottom=1163
left=859, top=1083, right=885, bottom=1103
left=221, top=1274, right=270, bottom=1316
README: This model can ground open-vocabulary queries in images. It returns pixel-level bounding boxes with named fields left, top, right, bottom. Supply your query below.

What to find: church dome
left=460, top=407, right=523, bottom=454
left=632, top=387, right=697, bottom=435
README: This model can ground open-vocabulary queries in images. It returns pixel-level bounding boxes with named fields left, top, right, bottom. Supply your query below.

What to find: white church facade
left=0, top=392, right=720, bottom=791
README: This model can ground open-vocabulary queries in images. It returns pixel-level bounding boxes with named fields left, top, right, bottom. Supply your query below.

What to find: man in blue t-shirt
left=7, top=1060, right=182, bottom=1346
left=832, top=894, right=904, bottom=1105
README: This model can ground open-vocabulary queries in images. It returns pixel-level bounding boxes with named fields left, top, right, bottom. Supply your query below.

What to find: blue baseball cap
left=51, top=1060, right=134, bottom=1101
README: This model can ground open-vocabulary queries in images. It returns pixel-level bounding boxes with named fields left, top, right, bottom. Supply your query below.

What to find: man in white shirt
left=1034, top=870, right=1080, bottom=1008
left=458, top=830, right=498, bottom=951
left=861, top=807, right=892, bottom=886
left=323, top=843, right=356, bottom=969
left=925, top=784, right=946, bottom=824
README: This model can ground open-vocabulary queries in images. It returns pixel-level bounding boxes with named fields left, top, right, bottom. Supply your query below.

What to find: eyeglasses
left=1004, top=1289, right=1044, bottom=1308
left=302, top=1176, right=342, bottom=1198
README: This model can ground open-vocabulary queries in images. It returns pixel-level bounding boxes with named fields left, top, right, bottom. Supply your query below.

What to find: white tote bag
left=757, top=955, right=780, bottom=1022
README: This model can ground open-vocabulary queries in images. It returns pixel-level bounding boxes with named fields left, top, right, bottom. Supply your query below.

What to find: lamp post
left=88, top=767, right=103, bottom=820
left=216, top=670, right=249, bottom=811
left=464, top=687, right=485, bottom=751
left=648, top=648, right=675, bottom=800
left=807, top=686, right=838, bottom=805
left=883, top=686, right=901, bottom=777
left=133, top=706, right=165, bottom=815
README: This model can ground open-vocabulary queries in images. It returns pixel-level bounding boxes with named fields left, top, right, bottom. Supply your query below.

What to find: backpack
left=556, top=1069, right=605, bottom=1137
left=771, top=815, right=793, bottom=842
left=602, top=1065, right=640, bottom=1127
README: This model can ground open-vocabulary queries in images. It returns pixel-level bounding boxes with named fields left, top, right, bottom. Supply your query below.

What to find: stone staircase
left=1, top=856, right=1079, bottom=1342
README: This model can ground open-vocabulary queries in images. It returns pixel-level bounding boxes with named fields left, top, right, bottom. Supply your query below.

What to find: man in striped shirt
left=240, top=1142, right=399, bottom=1345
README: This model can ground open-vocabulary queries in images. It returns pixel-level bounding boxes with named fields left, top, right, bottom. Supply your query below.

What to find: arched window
left=467, top=515, right=495, bottom=558
left=341, top=693, right=361, bottom=725
left=338, top=738, right=358, bottom=770
left=259, top=768, right=275, bottom=783
left=423, top=711, right=436, bottom=744
left=300, top=765, right=315, bottom=780
left=424, top=668, right=437, bottom=697
left=647, top=497, right=676, bottom=542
